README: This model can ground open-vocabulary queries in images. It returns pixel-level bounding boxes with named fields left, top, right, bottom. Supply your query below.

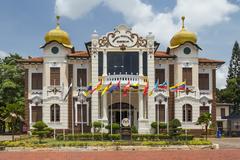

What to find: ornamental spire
left=56, top=15, right=60, bottom=29
left=181, top=16, right=185, bottom=29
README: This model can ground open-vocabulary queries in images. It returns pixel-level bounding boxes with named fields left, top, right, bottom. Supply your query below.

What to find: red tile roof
left=154, top=51, right=175, bottom=58
left=18, top=51, right=224, bottom=65
left=18, top=57, right=43, bottom=63
left=68, top=51, right=90, bottom=58
left=198, top=58, right=225, bottom=64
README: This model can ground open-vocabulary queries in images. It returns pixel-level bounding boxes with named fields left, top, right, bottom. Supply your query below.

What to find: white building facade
left=20, top=17, right=224, bottom=134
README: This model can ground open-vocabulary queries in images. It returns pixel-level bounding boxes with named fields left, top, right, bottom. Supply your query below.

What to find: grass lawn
left=0, top=136, right=212, bottom=148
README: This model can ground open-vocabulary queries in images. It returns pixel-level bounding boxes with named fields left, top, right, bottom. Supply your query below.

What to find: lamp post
left=78, top=89, right=86, bottom=135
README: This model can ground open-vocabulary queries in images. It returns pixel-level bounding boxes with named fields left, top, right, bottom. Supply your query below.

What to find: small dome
left=44, top=16, right=73, bottom=49
left=169, top=16, right=197, bottom=49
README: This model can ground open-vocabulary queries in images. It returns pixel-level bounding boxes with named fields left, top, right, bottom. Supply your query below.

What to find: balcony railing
left=99, top=74, right=148, bottom=85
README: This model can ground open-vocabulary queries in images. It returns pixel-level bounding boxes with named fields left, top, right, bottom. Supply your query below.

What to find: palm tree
left=3, top=103, right=24, bottom=141
left=197, top=113, right=212, bottom=140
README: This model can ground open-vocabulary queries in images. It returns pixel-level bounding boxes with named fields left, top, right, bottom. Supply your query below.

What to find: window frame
left=50, top=67, right=60, bottom=86
left=50, top=104, right=60, bottom=122
left=31, top=73, right=43, bottom=90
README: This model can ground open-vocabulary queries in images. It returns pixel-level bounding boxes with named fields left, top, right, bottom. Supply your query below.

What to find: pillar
left=103, top=50, right=107, bottom=76
left=139, top=50, right=143, bottom=76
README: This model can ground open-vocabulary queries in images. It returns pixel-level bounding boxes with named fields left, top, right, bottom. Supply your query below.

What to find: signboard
left=122, top=118, right=130, bottom=127
left=98, top=24, right=147, bottom=49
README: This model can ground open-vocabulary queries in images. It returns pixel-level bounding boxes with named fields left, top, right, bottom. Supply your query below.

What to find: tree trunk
left=11, top=124, right=15, bottom=141
left=205, top=125, right=208, bottom=140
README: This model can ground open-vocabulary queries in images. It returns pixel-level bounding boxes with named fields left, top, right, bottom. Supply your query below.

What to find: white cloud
left=55, top=0, right=239, bottom=46
left=0, top=50, right=8, bottom=58
left=55, top=0, right=238, bottom=87
left=216, top=64, right=228, bottom=89
left=55, top=0, right=102, bottom=20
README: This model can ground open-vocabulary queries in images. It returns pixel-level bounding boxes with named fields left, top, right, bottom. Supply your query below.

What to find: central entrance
left=108, top=102, right=134, bottom=126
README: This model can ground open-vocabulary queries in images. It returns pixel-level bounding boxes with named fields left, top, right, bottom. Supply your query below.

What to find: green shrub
left=108, top=134, right=120, bottom=140
left=131, top=126, right=138, bottom=134
left=105, top=123, right=120, bottom=133
left=31, top=121, right=53, bottom=143
left=92, top=121, right=104, bottom=133
left=132, top=134, right=171, bottom=141
left=169, top=119, right=182, bottom=136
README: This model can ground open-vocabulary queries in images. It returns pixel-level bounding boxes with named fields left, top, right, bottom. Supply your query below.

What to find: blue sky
left=0, top=0, right=240, bottom=88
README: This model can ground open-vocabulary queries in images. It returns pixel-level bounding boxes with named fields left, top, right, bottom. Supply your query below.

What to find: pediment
left=98, top=24, right=148, bottom=49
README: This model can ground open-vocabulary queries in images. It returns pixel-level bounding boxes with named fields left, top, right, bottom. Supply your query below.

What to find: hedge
left=56, top=133, right=193, bottom=141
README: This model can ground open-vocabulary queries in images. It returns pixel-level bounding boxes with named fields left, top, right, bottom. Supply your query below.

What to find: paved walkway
left=209, top=138, right=240, bottom=149
left=0, top=150, right=240, bottom=160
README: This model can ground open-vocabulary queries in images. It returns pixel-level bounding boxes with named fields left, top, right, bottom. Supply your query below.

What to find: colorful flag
left=130, top=82, right=139, bottom=89
left=123, top=81, right=131, bottom=97
left=159, top=81, right=168, bottom=90
left=63, top=83, right=72, bottom=100
left=149, top=80, right=158, bottom=96
left=101, top=82, right=112, bottom=96
left=108, top=81, right=121, bottom=93
left=91, top=80, right=102, bottom=94
left=177, top=81, right=186, bottom=91
left=143, top=82, right=149, bottom=96
left=170, top=81, right=186, bottom=92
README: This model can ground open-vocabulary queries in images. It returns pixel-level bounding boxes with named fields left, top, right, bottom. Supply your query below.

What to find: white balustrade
left=100, top=74, right=148, bottom=85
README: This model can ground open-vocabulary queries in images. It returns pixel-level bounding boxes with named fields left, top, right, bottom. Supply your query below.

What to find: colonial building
left=20, top=16, right=224, bottom=134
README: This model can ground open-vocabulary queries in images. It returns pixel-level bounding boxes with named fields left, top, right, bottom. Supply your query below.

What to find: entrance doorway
left=108, top=102, right=134, bottom=126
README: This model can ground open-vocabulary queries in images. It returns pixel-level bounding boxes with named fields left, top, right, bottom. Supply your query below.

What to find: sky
left=0, top=0, right=240, bottom=89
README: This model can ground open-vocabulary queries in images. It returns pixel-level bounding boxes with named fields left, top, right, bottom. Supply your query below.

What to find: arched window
left=182, top=104, right=192, bottom=122
left=50, top=104, right=60, bottom=122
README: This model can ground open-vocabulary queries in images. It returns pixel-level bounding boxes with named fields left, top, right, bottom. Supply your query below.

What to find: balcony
left=99, top=74, right=148, bottom=85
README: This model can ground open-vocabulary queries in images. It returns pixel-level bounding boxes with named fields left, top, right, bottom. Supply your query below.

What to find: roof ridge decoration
left=98, top=24, right=147, bottom=50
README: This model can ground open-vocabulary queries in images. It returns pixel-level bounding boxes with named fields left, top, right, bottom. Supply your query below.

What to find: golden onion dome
left=169, top=16, right=197, bottom=49
left=44, top=16, right=73, bottom=49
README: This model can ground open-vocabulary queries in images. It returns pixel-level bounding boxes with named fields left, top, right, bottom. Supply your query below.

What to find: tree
left=217, top=41, right=240, bottom=112
left=3, top=103, right=24, bottom=141
left=196, top=113, right=212, bottom=140
left=32, top=121, right=53, bottom=143
left=0, top=53, right=24, bottom=133
left=228, top=41, right=240, bottom=80
left=169, top=119, right=182, bottom=136
left=151, top=122, right=167, bottom=133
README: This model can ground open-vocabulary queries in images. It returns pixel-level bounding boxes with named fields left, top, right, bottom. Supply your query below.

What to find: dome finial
left=181, top=16, right=185, bottom=29
left=56, top=15, right=60, bottom=29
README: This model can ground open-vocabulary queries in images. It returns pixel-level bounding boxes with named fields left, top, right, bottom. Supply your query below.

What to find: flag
left=82, top=83, right=92, bottom=96
left=101, top=82, right=112, bottom=96
left=63, top=83, right=72, bottom=100
left=159, top=81, right=168, bottom=90
left=130, top=82, right=139, bottom=89
left=149, top=80, right=158, bottom=96
left=177, top=81, right=186, bottom=91
left=108, top=81, right=121, bottom=93
left=143, top=82, right=149, bottom=96
left=123, top=81, right=131, bottom=97
left=170, top=81, right=186, bottom=92
left=91, top=80, right=102, bottom=94
left=87, top=83, right=92, bottom=91
left=149, top=90, right=153, bottom=96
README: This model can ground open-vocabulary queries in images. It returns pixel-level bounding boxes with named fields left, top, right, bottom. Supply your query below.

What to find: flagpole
left=111, top=93, right=113, bottom=136
left=120, top=82, right=122, bottom=134
left=129, top=89, right=131, bottom=127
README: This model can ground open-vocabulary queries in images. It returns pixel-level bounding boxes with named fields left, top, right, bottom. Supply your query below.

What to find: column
left=29, top=105, right=32, bottom=125
left=139, top=50, right=143, bottom=76
left=102, top=94, right=108, bottom=121
left=103, top=50, right=107, bottom=76
left=138, top=92, right=144, bottom=120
